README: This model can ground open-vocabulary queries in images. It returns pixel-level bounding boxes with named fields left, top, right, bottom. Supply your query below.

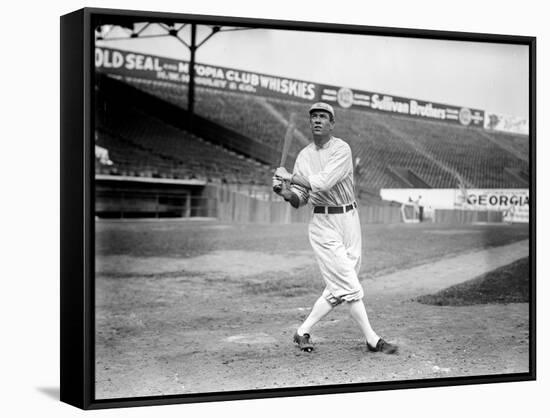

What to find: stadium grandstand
left=94, top=57, right=528, bottom=221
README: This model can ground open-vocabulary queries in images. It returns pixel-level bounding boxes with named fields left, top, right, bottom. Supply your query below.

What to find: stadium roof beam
left=98, top=33, right=173, bottom=41
left=133, top=22, right=153, bottom=37
left=195, top=26, right=220, bottom=49
left=218, top=27, right=255, bottom=32
left=95, top=22, right=256, bottom=124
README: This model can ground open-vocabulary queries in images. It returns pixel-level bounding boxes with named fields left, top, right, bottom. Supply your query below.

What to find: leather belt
left=313, top=201, right=357, bottom=214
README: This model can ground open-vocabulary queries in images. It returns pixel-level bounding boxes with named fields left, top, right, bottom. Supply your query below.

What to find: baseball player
left=273, top=102, right=397, bottom=354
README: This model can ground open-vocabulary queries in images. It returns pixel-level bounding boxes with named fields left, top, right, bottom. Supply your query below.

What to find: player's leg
left=343, top=210, right=379, bottom=345
left=347, top=299, right=379, bottom=347
left=297, top=295, right=333, bottom=336
left=348, top=300, right=398, bottom=354
left=345, top=207, right=362, bottom=274
left=344, top=209, right=397, bottom=353
left=300, top=215, right=340, bottom=338
left=294, top=294, right=335, bottom=352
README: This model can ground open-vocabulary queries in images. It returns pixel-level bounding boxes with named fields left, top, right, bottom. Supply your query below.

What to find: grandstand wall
left=95, top=178, right=212, bottom=218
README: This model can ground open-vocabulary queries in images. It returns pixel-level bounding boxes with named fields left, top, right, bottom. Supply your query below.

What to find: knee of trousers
left=323, top=287, right=364, bottom=307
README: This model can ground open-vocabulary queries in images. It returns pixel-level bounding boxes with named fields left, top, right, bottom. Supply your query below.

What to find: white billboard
left=380, top=189, right=529, bottom=223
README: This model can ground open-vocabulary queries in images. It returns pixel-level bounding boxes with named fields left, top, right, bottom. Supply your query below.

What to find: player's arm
left=275, top=152, right=311, bottom=191
left=289, top=173, right=311, bottom=190
left=273, top=178, right=308, bottom=208
left=276, top=144, right=350, bottom=192
left=306, top=143, right=351, bottom=192
left=280, top=183, right=301, bottom=209
left=273, top=156, right=309, bottom=208
left=274, top=168, right=311, bottom=190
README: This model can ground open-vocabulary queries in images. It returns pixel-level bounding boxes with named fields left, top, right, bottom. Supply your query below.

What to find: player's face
left=309, top=111, right=334, bottom=136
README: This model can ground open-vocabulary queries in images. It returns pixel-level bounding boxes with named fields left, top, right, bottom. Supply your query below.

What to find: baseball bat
left=279, top=112, right=296, bottom=168
left=273, top=113, right=296, bottom=193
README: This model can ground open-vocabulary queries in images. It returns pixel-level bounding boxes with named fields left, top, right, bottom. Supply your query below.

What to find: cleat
left=293, top=332, right=314, bottom=352
left=367, top=338, right=398, bottom=355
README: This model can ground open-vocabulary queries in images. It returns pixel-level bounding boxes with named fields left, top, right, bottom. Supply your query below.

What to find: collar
left=314, top=136, right=334, bottom=150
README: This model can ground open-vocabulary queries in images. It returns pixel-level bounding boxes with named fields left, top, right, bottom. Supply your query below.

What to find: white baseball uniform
left=290, top=136, right=363, bottom=306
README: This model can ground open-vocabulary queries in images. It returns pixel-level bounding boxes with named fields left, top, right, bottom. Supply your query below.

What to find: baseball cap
left=309, top=102, right=335, bottom=119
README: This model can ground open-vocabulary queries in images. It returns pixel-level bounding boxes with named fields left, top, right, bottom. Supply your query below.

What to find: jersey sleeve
left=308, top=142, right=352, bottom=193
left=291, top=152, right=310, bottom=206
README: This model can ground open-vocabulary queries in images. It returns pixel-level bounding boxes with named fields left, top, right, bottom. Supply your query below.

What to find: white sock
left=297, top=296, right=333, bottom=335
left=348, top=300, right=379, bottom=346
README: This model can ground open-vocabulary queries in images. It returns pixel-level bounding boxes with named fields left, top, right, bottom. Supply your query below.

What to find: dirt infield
left=95, top=221, right=530, bottom=399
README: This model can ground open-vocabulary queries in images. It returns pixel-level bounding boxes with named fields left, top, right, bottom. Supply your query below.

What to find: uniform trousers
left=308, top=206, right=363, bottom=306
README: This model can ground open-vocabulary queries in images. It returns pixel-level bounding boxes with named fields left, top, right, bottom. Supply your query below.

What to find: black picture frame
left=60, top=7, right=536, bottom=410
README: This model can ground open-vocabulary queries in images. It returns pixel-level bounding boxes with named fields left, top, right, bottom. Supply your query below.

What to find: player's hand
left=272, top=176, right=283, bottom=194
left=272, top=176, right=291, bottom=194
left=275, top=167, right=292, bottom=181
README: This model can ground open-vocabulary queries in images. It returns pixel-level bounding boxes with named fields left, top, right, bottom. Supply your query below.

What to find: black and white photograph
left=4, top=0, right=549, bottom=416
left=88, top=9, right=533, bottom=403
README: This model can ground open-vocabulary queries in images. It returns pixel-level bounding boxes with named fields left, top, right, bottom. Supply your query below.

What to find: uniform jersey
left=290, top=136, right=356, bottom=207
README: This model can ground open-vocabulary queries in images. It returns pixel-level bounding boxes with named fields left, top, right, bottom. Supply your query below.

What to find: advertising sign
left=95, top=47, right=318, bottom=101
left=454, top=188, right=529, bottom=223
left=320, top=86, right=485, bottom=127
left=380, top=188, right=529, bottom=223
left=96, top=46, right=485, bottom=127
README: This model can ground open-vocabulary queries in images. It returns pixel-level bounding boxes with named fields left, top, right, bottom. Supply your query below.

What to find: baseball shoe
left=293, top=332, right=314, bottom=352
left=367, top=338, right=398, bottom=354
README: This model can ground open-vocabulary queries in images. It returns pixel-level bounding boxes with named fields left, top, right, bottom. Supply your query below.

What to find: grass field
left=94, top=220, right=530, bottom=399
left=417, top=257, right=529, bottom=306
left=96, top=221, right=529, bottom=276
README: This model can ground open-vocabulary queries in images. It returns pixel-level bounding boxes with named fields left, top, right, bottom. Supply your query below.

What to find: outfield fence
left=95, top=182, right=403, bottom=224
left=213, top=186, right=402, bottom=224
left=96, top=180, right=506, bottom=225
left=434, top=209, right=503, bottom=224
